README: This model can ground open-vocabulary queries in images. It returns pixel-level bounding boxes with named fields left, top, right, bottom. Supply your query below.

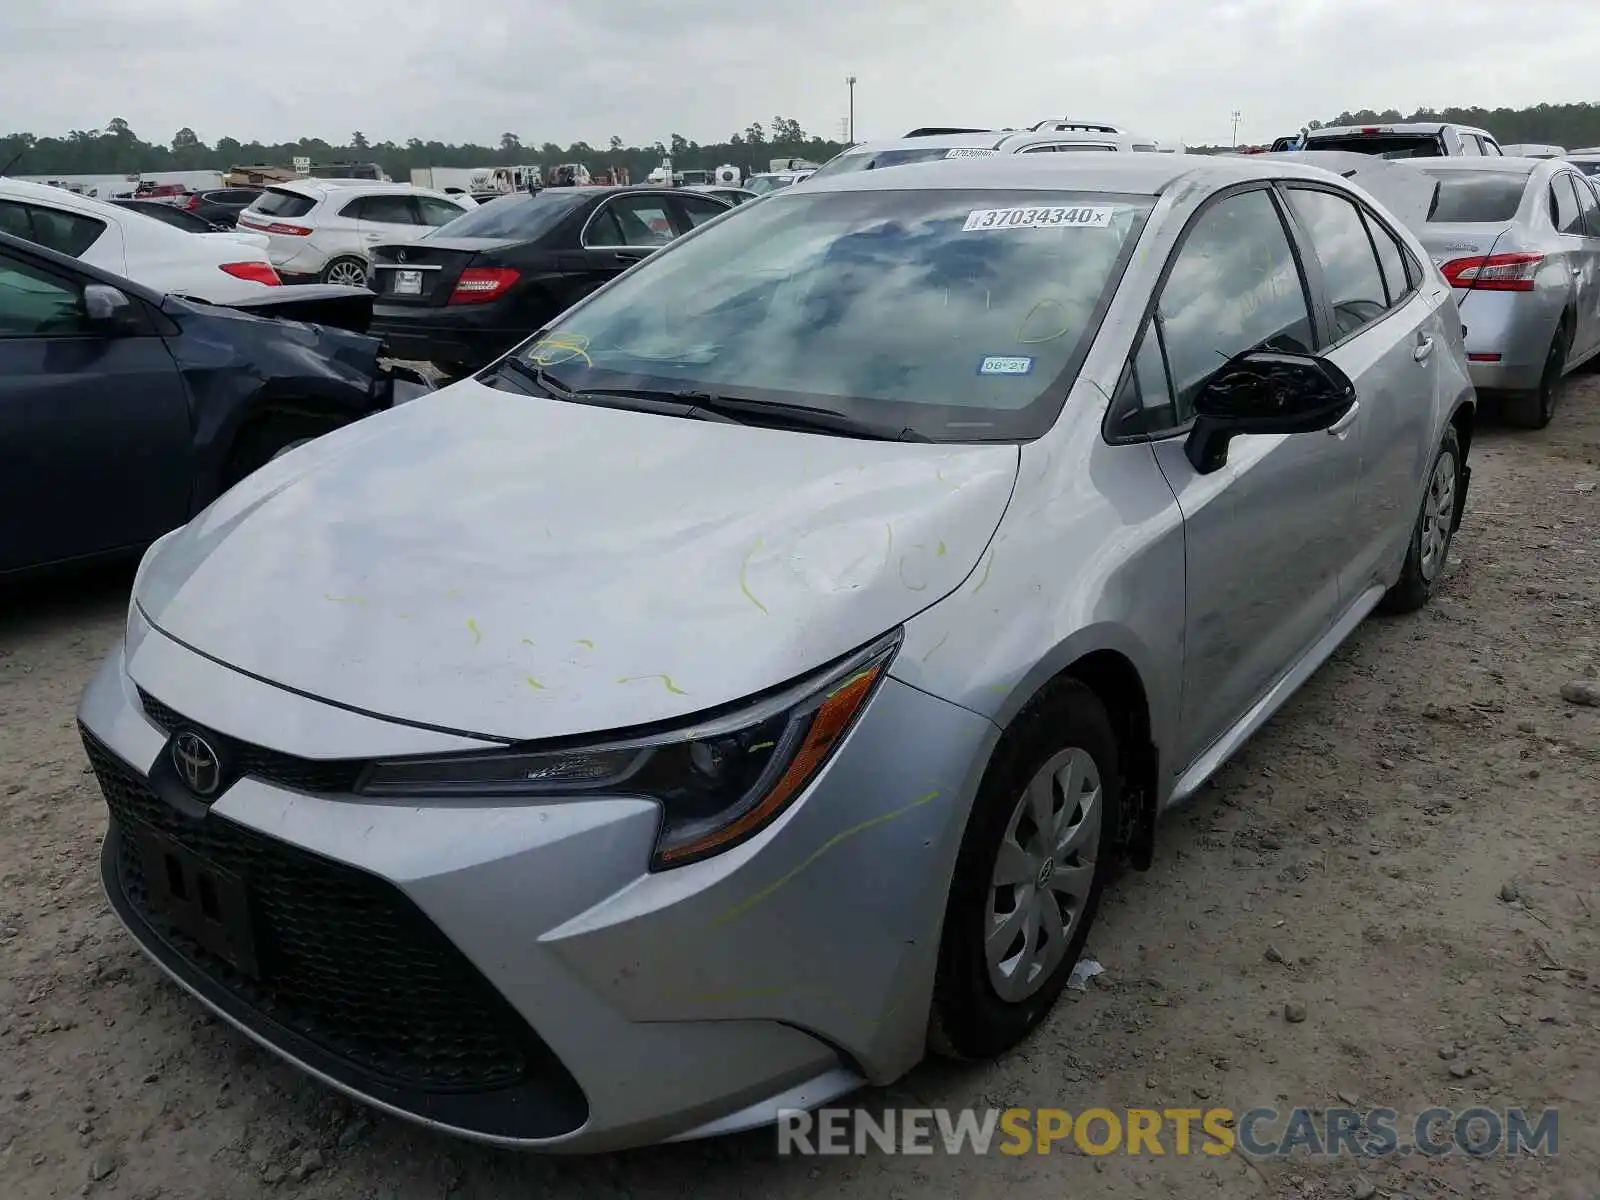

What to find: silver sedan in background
left=1405, top=157, right=1600, bottom=427
left=81, top=153, right=1474, bottom=1151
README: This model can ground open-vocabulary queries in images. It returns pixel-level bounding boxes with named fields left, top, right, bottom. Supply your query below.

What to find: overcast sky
left=4, top=0, right=1599, bottom=150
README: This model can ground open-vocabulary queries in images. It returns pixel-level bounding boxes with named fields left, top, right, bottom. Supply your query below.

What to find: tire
left=929, top=678, right=1121, bottom=1061
left=221, top=415, right=339, bottom=489
left=1504, top=326, right=1567, bottom=430
left=320, top=256, right=370, bottom=288
left=1378, top=423, right=1462, bottom=615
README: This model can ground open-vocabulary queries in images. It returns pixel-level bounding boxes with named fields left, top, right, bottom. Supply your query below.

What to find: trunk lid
left=369, top=237, right=521, bottom=306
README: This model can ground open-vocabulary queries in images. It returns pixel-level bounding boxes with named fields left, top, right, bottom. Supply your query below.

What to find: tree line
left=1186, top=101, right=1600, bottom=153
left=0, top=117, right=846, bottom=181
left=9, top=101, right=1600, bottom=181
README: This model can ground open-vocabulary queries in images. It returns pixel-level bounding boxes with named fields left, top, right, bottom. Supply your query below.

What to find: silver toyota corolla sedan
left=1403, top=157, right=1600, bottom=427
left=80, top=153, right=1476, bottom=1152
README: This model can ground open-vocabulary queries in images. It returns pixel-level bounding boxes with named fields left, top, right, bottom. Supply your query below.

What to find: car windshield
left=428, top=191, right=587, bottom=239
left=808, top=146, right=994, bottom=180
left=1417, top=169, right=1531, bottom=222
left=510, top=187, right=1154, bottom=441
left=1305, top=133, right=1445, bottom=159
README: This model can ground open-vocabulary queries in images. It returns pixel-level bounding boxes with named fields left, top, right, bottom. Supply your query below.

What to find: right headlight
left=356, top=630, right=902, bottom=870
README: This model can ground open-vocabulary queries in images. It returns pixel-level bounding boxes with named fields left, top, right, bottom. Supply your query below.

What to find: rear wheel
left=929, top=679, right=1120, bottom=1061
left=1504, top=326, right=1567, bottom=430
left=320, top=256, right=369, bottom=288
left=1379, top=424, right=1462, bottom=615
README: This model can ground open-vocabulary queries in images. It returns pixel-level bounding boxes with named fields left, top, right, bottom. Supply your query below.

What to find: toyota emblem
left=171, top=731, right=222, bottom=798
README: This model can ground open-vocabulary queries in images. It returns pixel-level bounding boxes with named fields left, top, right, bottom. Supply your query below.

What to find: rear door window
left=1365, top=212, right=1417, bottom=304
left=585, top=196, right=675, bottom=247
left=1284, top=187, right=1392, bottom=342
left=342, top=194, right=420, bottom=225
left=674, top=194, right=730, bottom=228
left=1567, top=173, right=1600, bottom=237
left=4, top=203, right=106, bottom=257
left=414, top=195, right=469, bottom=227
left=1551, top=175, right=1585, bottom=234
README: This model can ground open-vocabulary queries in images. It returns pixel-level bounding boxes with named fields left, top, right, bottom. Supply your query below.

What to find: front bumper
left=78, top=615, right=995, bottom=1150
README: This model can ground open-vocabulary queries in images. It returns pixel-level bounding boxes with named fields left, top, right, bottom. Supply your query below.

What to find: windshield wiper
left=675, top=391, right=931, bottom=442
left=483, top=356, right=574, bottom=398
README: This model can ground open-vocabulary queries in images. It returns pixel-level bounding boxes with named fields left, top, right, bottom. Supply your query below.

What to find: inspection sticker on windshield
left=962, top=205, right=1114, bottom=231
left=978, top=355, right=1034, bottom=376
left=946, top=147, right=998, bottom=158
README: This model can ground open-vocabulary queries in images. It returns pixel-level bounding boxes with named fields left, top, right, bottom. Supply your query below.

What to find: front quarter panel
left=891, top=384, right=1185, bottom=767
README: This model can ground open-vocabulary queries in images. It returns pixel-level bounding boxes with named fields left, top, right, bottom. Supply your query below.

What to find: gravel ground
left=2, top=378, right=1598, bottom=1200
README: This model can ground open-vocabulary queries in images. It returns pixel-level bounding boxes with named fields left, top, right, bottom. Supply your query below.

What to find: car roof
left=795, top=151, right=1324, bottom=197
left=1308, top=122, right=1491, bottom=138
left=838, top=132, right=1006, bottom=155
left=0, top=175, right=125, bottom=216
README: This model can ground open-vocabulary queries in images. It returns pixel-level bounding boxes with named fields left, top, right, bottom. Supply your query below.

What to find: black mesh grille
left=85, top=729, right=545, bottom=1094
left=136, top=688, right=364, bottom=795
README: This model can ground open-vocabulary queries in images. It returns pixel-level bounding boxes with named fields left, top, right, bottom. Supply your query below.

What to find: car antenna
left=0, top=146, right=27, bottom=177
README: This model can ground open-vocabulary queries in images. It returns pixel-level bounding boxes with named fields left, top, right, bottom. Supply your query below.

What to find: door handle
left=1573, top=267, right=1583, bottom=277
left=1326, top=400, right=1360, bottom=436
left=1413, top=336, right=1434, bottom=362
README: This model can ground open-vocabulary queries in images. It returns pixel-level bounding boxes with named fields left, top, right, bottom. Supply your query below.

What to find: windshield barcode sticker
left=946, top=147, right=998, bottom=158
left=962, top=205, right=1114, bottom=231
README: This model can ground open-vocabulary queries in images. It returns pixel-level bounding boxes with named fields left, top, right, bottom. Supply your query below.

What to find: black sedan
left=0, top=230, right=430, bottom=580
left=368, top=186, right=732, bottom=376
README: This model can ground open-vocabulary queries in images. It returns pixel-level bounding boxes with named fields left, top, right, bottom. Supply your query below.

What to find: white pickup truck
left=1300, top=122, right=1504, bottom=158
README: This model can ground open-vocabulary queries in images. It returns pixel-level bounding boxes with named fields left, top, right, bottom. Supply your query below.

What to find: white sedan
left=0, top=178, right=281, bottom=302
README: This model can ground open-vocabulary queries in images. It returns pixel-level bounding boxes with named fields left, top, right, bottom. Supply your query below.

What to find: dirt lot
left=3, top=380, right=1598, bottom=1200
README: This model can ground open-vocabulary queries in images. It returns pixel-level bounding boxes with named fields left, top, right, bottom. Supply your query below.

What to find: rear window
left=1417, top=170, right=1530, bottom=222
left=1570, top=161, right=1600, bottom=177
left=427, top=191, right=587, bottom=240
left=808, top=145, right=996, bottom=180
left=247, top=188, right=316, bottom=218
left=1304, top=133, right=1445, bottom=159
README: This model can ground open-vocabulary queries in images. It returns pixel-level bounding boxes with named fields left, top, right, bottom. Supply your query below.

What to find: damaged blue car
left=0, top=229, right=432, bottom=579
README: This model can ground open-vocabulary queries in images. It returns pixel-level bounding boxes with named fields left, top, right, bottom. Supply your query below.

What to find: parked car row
left=1276, top=149, right=1600, bottom=428
left=74, top=149, right=1482, bottom=1154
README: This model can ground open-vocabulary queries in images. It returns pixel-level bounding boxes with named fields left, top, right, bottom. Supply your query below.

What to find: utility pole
left=1230, top=110, right=1242, bottom=147
left=846, top=75, right=857, bottom=143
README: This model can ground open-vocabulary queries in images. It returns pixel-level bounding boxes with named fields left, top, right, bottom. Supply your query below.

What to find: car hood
left=134, top=378, right=1020, bottom=741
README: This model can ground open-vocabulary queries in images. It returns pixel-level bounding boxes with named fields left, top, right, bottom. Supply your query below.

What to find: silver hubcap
left=1419, top=449, right=1458, bottom=582
left=327, top=260, right=367, bottom=286
left=986, top=747, right=1102, bottom=1003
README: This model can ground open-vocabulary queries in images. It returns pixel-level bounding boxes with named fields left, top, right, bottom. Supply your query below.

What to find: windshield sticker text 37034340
left=962, top=206, right=1114, bottom=231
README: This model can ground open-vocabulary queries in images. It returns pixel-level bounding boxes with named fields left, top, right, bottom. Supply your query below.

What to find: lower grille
left=83, top=727, right=582, bottom=1119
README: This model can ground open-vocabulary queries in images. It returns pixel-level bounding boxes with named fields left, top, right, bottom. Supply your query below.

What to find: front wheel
left=929, top=679, right=1120, bottom=1061
left=1379, top=424, right=1462, bottom=615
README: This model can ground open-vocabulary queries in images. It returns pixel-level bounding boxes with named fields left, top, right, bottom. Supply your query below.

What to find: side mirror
left=83, top=284, right=141, bottom=335
left=1184, top=350, right=1356, bottom=474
